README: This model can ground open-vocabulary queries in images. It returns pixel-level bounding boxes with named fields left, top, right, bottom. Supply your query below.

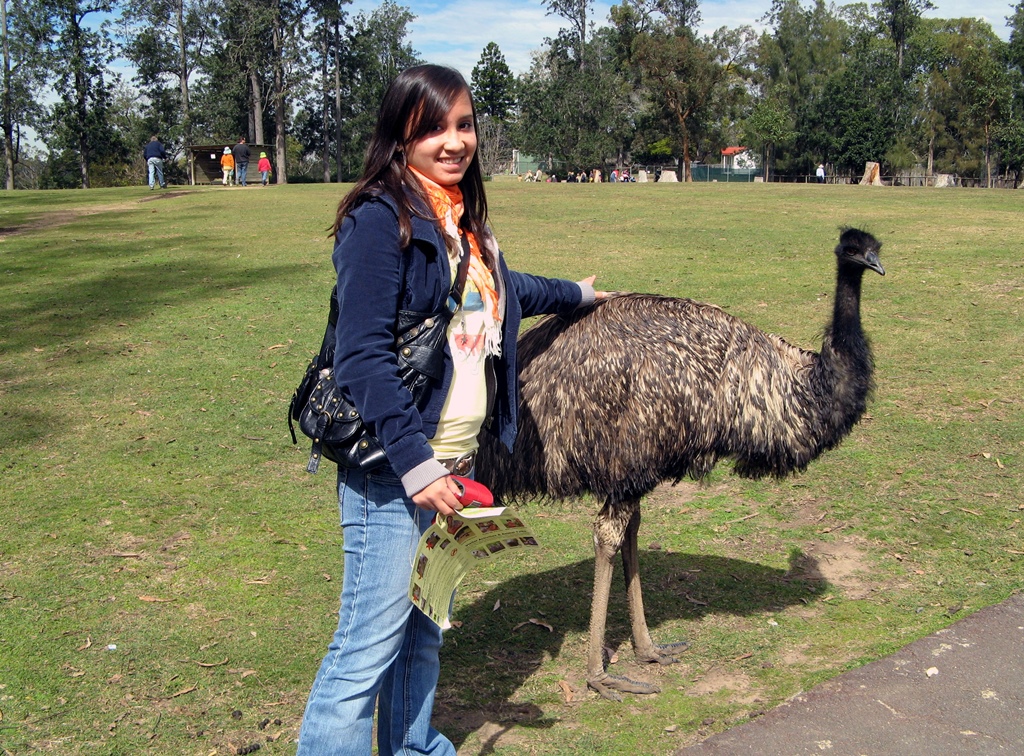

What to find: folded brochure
left=408, top=505, right=539, bottom=629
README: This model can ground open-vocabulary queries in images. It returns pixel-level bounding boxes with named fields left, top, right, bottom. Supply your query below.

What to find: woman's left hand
left=581, top=274, right=611, bottom=300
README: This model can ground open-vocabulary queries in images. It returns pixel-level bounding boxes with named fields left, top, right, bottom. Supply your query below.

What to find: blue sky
left=345, top=0, right=1018, bottom=80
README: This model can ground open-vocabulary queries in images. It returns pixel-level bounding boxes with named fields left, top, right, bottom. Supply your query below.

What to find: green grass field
left=1, top=181, right=1021, bottom=754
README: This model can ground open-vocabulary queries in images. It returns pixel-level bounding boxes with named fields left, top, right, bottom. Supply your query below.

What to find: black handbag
left=289, top=239, right=471, bottom=474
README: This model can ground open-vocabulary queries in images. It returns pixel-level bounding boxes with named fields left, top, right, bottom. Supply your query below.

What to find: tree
left=45, top=0, right=123, bottom=188
left=744, top=96, right=792, bottom=180
left=305, top=0, right=349, bottom=181
left=542, top=0, right=592, bottom=66
left=471, top=42, right=515, bottom=176
left=877, top=0, right=933, bottom=71
left=515, top=30, right=631, bottom=175
left=754, top=0, right=856, bottom=176
left=119, top=0, right=211, bottom=161
left=652, top=0, right=700, bottom=34
left=634, top=20, right=754, bottom=181
left=910, top=17, right=1008, bottom=182
left=472, top=42, right=514, bottom=119
left=1, top=0, right=49, bottom=189
left=332, top=0, right=418, bottom=179
left=267, top=0, right=311, bottom=183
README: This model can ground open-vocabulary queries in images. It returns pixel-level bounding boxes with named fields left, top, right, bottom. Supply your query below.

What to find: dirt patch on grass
left=0, top=195, right=185, bottom=238
left=687, top=668, right=759, bottom=704
left=0, top=210, right=80, bottom=238
left=788, top=538, right=873, bottom=599
left=138, top=190, right=190, bottom=202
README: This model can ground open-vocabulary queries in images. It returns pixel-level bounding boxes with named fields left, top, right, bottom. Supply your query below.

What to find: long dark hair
left=332, top=64, right=488, bottom=246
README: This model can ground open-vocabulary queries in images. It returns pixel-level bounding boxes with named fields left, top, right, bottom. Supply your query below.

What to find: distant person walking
left=220, top=147, right=234, bottom=186
left=816, top=163, right=826, bottom=184
left=232, top=137, right=251, bottom=187
left=258, top=152, right=272, bottom=185
left=144, top=136, right=167, bottom=190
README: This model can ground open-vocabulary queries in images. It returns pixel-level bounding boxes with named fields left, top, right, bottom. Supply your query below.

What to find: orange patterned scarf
left=408, top=167, right=502, bottom=355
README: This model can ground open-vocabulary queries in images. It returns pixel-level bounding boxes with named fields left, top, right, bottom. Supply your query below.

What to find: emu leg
left=621, top=507, right=690, bottom=665
left=586, top=499, right=660, bottom=701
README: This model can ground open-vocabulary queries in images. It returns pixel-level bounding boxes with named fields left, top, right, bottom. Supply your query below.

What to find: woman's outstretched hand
left=411, top=476, right=463, bottom=517
left=581, top=274, right=611, bottom=300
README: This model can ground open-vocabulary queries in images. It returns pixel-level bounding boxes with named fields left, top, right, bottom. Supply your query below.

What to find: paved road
left=679, top=592, right=1024, bottom=755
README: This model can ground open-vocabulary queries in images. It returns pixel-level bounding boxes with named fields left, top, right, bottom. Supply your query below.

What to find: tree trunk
left=984, top=122, right=992, bottom=189
left=250, top=71, right=264, bottom=146
left=272, top=4, right=286, bottom=184
left=175, top=0, right=192, bottom=182
left=1, top=0, right=15, bottom=189
left=333, top=17, right=342, bottom=182
left=72, top=17, right=89, bottom=188
left=681, top=131, right=691, bottom=182
left=320, top=15, right=329, bottom=182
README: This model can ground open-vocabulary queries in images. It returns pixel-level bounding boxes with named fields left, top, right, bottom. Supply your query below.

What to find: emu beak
left=865, top=250, right=885, bottom=276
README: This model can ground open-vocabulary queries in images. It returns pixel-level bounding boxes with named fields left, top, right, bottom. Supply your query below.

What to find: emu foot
left=635, top=640, right=691, bottom=666
left=587, top=671, right=661, bottom=702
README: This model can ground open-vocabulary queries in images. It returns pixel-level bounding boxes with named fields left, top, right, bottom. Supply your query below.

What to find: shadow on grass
left=0, top=201, right=314, bottom=447
left=436, top=548, right=827, bottom=751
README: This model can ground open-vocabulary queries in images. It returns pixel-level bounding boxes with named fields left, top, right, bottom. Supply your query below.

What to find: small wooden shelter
left=188, top=143, right=272, bottom=185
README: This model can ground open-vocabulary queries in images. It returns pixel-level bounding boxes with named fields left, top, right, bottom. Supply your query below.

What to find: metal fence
left=686, top=165, right=760, bottom=183
left=770, top=173, right=1022, bottom=189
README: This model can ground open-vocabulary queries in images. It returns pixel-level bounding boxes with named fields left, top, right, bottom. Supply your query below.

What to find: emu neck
left=831, top=264, right=865, bottom=346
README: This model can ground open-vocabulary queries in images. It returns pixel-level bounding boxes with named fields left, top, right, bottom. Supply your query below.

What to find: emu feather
left=476, top=227, right=885, bottom=700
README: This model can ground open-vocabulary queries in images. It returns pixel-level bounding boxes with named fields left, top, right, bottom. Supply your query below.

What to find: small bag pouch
left=289, top=236, right=471, bottom=473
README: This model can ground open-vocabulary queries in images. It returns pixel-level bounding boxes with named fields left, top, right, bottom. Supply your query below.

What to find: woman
left=297, top=64, right=604, bottom=755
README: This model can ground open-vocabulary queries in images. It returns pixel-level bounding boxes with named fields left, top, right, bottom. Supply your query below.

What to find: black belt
left=438, top=452, right=476, bottom=476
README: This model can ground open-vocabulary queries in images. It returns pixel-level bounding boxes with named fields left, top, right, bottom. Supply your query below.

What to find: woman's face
left=405, top=91, right=477, bottom=187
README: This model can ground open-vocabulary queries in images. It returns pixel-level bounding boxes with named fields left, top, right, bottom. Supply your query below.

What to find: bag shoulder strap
left=448, top=233, right=472, bottom=312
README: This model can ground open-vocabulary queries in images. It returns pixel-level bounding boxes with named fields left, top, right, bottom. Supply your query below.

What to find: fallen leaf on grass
left=513, top=618, right=553, bottom=632
left=685, top=594, right=708, bottom=606
left=603, top=646, right=619, bottom=664
left=558, top=679, right=575, bottom=703
left=196, top=657, right=228, bottom=668
left=138, top=595, right=174, bottom=603
left=267, top=344, right=288, bottom=350
left=77, top=637, right=93, bottom=651
left=492, top=599, right=501, bottom=612
left=169, top=684, right=197, bottom=698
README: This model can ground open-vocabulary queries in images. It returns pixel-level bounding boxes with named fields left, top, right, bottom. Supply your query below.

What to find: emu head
left=836, top=228, right=885, bottom=276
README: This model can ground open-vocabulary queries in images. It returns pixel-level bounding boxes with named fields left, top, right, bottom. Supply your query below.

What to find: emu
left=476, top=228, right=885, bottom=700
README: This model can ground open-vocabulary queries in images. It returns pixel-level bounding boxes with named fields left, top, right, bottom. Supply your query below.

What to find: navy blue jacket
left=332, top=192, right=593, bottom=495
left=143, top=140, right=166, bottom=160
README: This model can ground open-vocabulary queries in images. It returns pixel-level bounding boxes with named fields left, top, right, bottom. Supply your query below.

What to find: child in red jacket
left=258, top=152, right=272, bottom=185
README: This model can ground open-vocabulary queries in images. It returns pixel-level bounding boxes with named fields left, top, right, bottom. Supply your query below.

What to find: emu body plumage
left=476, top=228, right=885, bottom=700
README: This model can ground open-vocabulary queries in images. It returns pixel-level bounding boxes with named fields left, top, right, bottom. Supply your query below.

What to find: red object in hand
left=451, top=476, right=494, bottom=507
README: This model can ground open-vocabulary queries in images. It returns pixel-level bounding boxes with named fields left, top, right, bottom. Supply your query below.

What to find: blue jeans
left=261, top=170, right=269, bottom=185
left=297, top=465, right=455, bottom=756
left=236, top=162, right=248, bottom=186
left=147, top=157, right=165, bottom=189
